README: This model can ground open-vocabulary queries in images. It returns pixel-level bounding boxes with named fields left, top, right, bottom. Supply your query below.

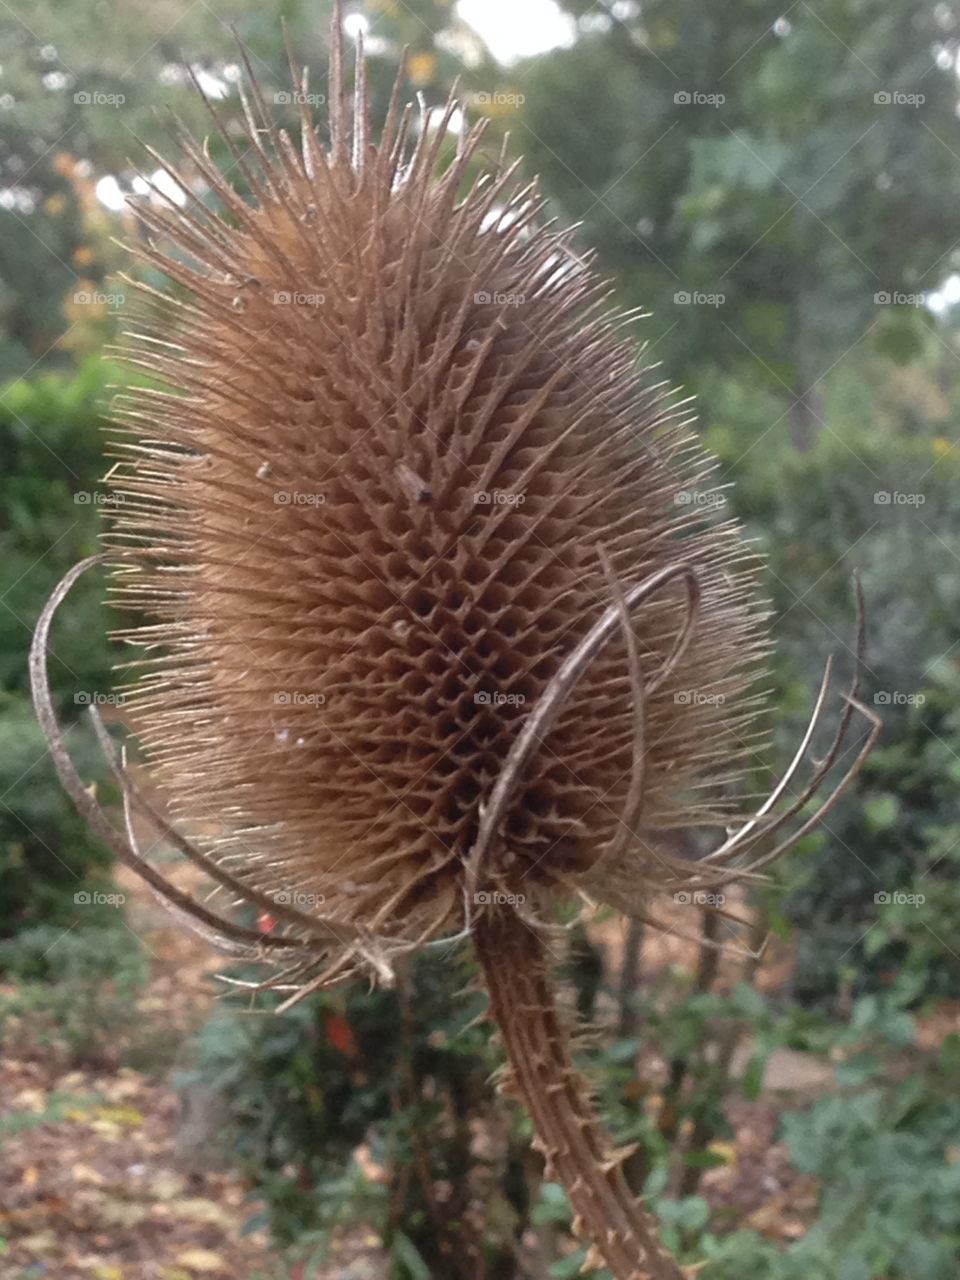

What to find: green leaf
left=863, top=792, right=899, bottom=831
left=740, top=1051, right=768, bottom=1100
left=390, top=1231, right=431, bottom=1280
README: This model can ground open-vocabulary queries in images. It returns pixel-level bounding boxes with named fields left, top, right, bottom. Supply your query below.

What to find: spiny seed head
left=103, top=16, right=770, bottom=957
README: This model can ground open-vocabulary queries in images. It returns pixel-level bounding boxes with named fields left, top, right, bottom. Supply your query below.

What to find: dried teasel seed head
left=102, top=27, right=770, bottom=958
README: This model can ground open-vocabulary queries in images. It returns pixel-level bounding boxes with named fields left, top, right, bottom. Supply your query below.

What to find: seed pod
left=29, top=7, right=879, bottom=1277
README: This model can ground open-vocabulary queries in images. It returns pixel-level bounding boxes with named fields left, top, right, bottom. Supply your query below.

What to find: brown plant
left=30, top=8, right=879, bottom=1277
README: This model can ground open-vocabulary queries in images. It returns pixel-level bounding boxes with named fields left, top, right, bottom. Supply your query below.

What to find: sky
left=456, top=0, right=576, bottom=64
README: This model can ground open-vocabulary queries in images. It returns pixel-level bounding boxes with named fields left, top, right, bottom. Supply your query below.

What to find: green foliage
left=180, top=950, right=527, bottom=1278
left=693, top=1065, right=960, bottom=1279
left=0, top=358, right=120, bottom=934
left=517, top=0, right=960, bottom=447
left=538, top=989, right=960, bottom=1279
left=715, top=416, right=960, bottom=1005
left=0, top=921, right=148, bottom=1066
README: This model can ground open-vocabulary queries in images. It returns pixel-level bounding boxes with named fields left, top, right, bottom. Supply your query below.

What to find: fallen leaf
left=149, top=1170, right=187, bottom=1200
left=707, top=1141, right=737, bottom=1166
left=92, top=1106, right=145, bottom=1128
left=167, top=1197, right=234, bottom=1227
left=175, top=1247, right=228, bottom=1274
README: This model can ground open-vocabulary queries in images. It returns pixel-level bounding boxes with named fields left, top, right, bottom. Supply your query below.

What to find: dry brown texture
left=103, top=26, right=769, bottom=958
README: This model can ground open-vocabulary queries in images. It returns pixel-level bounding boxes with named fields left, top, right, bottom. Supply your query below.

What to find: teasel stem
left=474, top=910, right=686, bottom=1280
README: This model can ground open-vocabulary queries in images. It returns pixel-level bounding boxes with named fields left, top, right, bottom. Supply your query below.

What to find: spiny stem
left=474, top=911, right=685, bottom=1280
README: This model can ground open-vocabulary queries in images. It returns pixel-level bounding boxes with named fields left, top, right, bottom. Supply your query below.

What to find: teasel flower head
left=31, top=7, right=879, bottom=1277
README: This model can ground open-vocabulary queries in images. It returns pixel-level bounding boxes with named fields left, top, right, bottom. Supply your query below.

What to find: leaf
left=390, top=1231, right=431, bottom=1280
left=174, top=1248, right=229, bottom=1274
left=940, top=1033, right=960, bottom=1074
left=323, top=1013, right=355, bottom=1055
left=863, top=793, right=899, bottom=832
left=682, top=1148, right=729, bottom=1170
left=740, top=1051, right=768, bottom=1100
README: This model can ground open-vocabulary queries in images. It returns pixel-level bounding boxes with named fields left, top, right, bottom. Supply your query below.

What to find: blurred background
left=2, top=1, right=960, bottom=1277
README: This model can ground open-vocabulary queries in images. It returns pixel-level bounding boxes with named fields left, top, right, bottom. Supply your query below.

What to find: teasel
left=30, top=6, right=880, bottom=1277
